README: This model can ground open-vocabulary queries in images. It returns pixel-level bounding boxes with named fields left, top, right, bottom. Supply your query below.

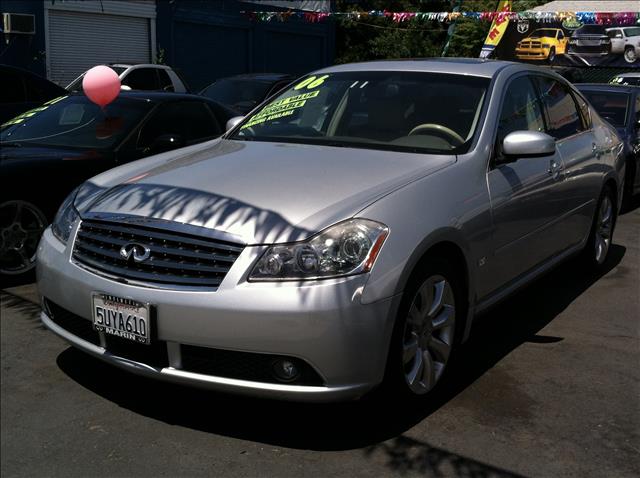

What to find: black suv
left=567, top=25, right=612, bottom=57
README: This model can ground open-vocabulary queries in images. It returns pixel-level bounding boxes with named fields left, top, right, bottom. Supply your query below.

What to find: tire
left=0, top=200, right=48, bottom=276
left=582, top=186, right=616, bottom=269
left=624, top=46, right=637, bottom=64
left=384, top=257, right=464, bottom=399
left=547, top=47, right=556, bottom=64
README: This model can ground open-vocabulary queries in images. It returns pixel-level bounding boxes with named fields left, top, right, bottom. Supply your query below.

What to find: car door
left=133, top=100, right=222, bottom=157
left=484, top=74, right=568, bottom=295
left=534, top=76, right=601, bottom=248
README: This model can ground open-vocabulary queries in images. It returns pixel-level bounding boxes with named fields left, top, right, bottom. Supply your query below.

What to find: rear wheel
left=0, top=200, right=48, bottom=276
left=385, top=257, right=463, bottom=398
left=582, top=186, right=616, bottom=268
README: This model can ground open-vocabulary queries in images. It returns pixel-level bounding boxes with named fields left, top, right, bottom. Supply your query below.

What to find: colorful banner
left=480, top=1, right=512, bottom=59
left=495, top=19, right=640, bottom=67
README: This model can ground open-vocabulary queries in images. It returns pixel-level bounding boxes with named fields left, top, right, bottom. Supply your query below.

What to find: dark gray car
left=37, top=59, right=625, bottom=402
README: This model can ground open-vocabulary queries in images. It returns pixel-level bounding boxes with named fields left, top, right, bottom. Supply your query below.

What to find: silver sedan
left=37, top=59, right=624, bottom=402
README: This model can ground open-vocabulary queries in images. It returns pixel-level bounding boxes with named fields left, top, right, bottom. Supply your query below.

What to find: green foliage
left=334, top=0, right=551, bottom=63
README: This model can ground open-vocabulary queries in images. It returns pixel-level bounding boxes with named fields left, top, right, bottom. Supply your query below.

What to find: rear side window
left=123, top=68, right=160, bottom=91
left=157, top=70, right=173, bottom=92
left=535, top=77, right=583, bottom=139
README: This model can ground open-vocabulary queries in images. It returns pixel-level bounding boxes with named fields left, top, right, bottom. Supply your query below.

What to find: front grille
left=46, top=300, right=100, bottom=345
left=181, top=345, right=325, bottom=386
left=45, top=299, right=168, bottom=367
left=73, top=219, right=244, bottom=289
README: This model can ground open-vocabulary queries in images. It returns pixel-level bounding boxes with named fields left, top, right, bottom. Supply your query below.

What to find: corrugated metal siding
left=48, top=9, right=151, bottom=87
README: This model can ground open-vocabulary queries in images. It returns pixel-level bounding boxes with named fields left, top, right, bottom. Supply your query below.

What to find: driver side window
left=496, top=76, right=545, bottom=150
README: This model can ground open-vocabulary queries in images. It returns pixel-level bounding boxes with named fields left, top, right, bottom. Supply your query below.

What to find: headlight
left=249, top=219, right=388, bottom=281
left=51, top=188, right=80, bottom=244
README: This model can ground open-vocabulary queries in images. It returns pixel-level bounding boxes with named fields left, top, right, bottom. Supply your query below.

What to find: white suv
left=67, top=64, right=189, bottom=93
left=606, top=27, right=640, bottom=64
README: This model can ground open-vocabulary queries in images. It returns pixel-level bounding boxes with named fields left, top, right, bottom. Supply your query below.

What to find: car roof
left=66, top=90, right=217, bottom=104
left=110, top=63, right=172, bottom=70
left=314, top=58, right=539, bottom=79
left=575, top=83, right=638, bottom=93
left=215, top=73, right=295, bottom=82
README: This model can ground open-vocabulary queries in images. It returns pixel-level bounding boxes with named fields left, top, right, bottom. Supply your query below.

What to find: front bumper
left=37, top=226, right=399, bottom=402
left=515, top=48, right=550, bottom=60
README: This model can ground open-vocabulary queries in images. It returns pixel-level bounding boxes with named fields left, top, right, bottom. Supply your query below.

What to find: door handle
left=592, top=142, right=601, bottom=159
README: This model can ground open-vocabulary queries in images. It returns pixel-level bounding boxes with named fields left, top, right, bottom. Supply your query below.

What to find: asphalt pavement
left=1, top=205, right=638, bottom=478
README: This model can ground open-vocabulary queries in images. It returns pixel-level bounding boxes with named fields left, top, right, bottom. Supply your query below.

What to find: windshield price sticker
left=241, top=90, right=320, bottom=129
left=294, top=74, right=330, bottom=90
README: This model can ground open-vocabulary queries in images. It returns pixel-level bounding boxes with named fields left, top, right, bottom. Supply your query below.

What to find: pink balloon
left=82, top=65, right=121, bottom=108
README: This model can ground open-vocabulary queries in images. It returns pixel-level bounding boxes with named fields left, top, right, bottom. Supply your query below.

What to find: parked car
left=577, top=83, right=640, bottom=207
left=515, top=28, right=568, bottom=63
left=567, top=24, right=612, bottom=58
left=67, top=64, right=189, bottom=93
left=610, top=72, right=640, bottom=86
left=0, top=64, right=67, bottom=125
left=199, top=73, right=294, bottom=115
left=606, top=26, right=640, bottom=64
left=37, top=60, right=624, bottom=402
left=0, top=92, right=234, bottom=276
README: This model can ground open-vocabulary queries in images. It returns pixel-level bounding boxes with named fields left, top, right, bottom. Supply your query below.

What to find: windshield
left=576, top=25, right=605, bottom=35
left=1, top=94, right=153, bottom=149
left=67, top=66, right=127, bottom=92
left=581, top=90, right=629, bottom=127
left=231, top=71, right=489, bottom=154
left=201, top=79, right=273, bottom=112
left=529, top=29, right=557, bottom=37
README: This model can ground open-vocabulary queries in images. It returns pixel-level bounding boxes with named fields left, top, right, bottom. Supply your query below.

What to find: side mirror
left=150, top=134, right=185, bottom=153
left=501, top=131, right=556, bottom=161
left=226, top=116, right=245, bottom=131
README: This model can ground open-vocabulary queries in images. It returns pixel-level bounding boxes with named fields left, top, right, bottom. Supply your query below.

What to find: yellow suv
left=515, top=28, right=568, bottom=63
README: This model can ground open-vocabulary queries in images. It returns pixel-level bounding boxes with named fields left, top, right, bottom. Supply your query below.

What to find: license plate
left=92, top=293, right=150, bottom=344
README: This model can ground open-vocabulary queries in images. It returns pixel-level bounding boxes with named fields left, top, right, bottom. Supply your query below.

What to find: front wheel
left=547, top=47, right=556, bottom=64
left=0, top=200, right=48, bottom=276
left=385, top=258, right=462, bottom=398
left=582, top=186, right=616, bottom=268
left=624, top=46, right=638, bottom=64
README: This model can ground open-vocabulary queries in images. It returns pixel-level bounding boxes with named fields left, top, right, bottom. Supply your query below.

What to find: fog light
left=272, top=359, right=300, bottom=382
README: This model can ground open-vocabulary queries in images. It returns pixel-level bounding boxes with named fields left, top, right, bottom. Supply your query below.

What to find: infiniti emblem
left=119, top=243, right=151, bottom=263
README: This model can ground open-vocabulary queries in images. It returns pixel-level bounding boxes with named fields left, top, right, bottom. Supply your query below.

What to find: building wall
left=1, top=0, right=334, bottom=87
left=0, top=0, right=47, bottom=77
left=156, top=0, right=335, bottom=91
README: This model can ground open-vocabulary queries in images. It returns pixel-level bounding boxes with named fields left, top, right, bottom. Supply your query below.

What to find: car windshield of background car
left=231, top=71, right=489, bottom=155
left=0, top=95, right=152, bottom=149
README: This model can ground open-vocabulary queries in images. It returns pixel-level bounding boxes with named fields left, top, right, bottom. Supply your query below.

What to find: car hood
left=0, top=144, right=105, bottom=162
left=77, top=139, right=454, bottom=244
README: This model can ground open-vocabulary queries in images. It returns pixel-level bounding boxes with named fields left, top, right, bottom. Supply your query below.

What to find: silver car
left=37, top=59, right=624, bottom=402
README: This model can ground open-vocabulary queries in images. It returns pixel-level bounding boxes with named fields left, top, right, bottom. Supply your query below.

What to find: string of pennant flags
left=241, top=11, right=640, bottom=25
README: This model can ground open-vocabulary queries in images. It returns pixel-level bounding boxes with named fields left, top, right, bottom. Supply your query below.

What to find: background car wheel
left=0, top=200, right=48, bottom=276
left=623, top=46, right=637, bottom=64
left=547, top=47, right=556, bottom=64
left=385, top=257, right=463, bottom=399
left=582, top=186, right=616, bottom=268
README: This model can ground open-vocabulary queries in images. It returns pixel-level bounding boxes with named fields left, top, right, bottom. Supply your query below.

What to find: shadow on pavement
left=55, top=245, right=624, bottom=468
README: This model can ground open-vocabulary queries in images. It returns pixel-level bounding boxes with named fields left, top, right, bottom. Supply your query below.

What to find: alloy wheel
left=624, top=47, right=637, bottom=64
left=0, top=201, right=48, bottom=275
left=594, top=194, right=613, bottom=265
left=402, top=275, right=456, bottom=395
